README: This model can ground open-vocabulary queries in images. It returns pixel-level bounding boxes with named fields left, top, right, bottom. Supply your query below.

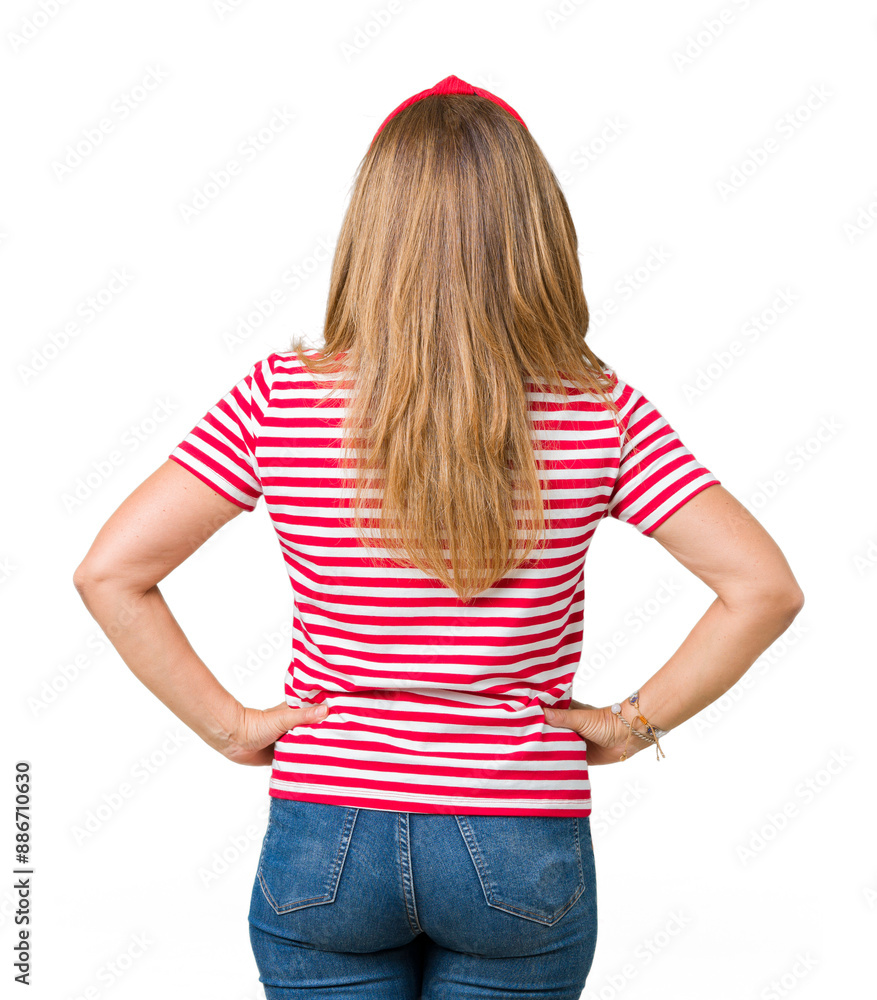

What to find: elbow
left=73, top=558, right=153, bottom=598
left=772, top=573, right=805, bottom=618
left=720, top=580, right=805, bottom=621
left=72, top=558, right=118, bottom=595
left=770, top=586, right=805, bottom=627
left=771, top=587, right=805, bottom=642
left=784, top=584, right=805, bottom=617
left=72, top=562, right=96, bottom=595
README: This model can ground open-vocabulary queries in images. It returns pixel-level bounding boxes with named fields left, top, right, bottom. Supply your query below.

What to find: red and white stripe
left=169, top=350, right=720, bottom=816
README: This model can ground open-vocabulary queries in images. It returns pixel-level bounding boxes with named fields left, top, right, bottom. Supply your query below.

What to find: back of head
left=287, top=77, right=621, bottom=602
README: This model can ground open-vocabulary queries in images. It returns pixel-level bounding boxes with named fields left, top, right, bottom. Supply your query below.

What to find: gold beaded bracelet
left=610, top=690, right=667, bottom=762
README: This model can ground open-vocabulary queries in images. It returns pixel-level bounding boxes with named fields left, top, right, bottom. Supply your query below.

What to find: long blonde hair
left=286, top=91, right=624, bottom=603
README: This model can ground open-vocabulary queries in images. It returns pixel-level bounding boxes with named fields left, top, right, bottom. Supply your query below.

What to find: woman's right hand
left=544, top=698, right=642, bottom=765
left=220, top=701, right=330, bottom=767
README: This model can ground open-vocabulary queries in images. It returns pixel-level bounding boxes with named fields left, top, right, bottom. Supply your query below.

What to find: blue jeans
left=248, top=795, right=599, bottom=999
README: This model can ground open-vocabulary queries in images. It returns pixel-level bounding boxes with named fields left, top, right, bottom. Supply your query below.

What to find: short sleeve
left=168, top=357, right=273, bottom=511
left=607, top=380, right=721, bottom=535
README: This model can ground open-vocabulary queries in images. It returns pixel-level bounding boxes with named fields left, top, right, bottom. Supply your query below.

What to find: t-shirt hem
left=167, top=452, right=258, bottom=511
left=641, top=477, right=721, bottom=535
left=267, top=781, right=592, bottom=817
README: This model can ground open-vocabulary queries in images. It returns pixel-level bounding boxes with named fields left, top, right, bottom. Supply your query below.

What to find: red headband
left=370, top=74, right=528, bottom=146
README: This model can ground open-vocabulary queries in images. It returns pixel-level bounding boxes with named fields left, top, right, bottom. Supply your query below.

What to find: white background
left=2, top=1, right=875, bottom=998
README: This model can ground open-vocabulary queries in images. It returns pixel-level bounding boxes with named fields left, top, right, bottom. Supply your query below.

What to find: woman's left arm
left=72, top=458, right=327, bottom=766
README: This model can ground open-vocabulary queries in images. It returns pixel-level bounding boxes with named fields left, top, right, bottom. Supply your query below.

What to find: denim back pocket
left=455, top=813, right=586, bottom=926
left=256, top=796, right=360, bottom=915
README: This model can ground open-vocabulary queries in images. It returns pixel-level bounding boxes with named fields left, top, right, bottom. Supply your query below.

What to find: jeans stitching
left=329, top=807, right=359, bottom=896
left=455, top=815, right=492, bottom=898
left=456, top=815, right=586, bottom=926
left=398, top=812, right=423, bottom=935
left=257, top=804, right=359, bottom=915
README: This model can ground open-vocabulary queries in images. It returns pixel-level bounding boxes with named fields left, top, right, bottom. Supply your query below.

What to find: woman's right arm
left=620, top=483, right=805, bottom=739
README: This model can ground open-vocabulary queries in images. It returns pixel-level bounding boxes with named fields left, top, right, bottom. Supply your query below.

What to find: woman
left=73, top=74, right=804, bottom=999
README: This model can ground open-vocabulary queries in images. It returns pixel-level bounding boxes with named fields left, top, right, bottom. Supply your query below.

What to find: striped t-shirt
left=168, top=350, right=720, bottom=817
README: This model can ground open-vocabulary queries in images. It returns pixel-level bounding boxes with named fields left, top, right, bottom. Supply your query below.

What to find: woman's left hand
left=543, top=698, right=633, bottom=765
left=220, top=701, right=330, bottom=767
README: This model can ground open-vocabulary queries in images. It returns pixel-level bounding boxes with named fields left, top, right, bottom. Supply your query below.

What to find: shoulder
left=550, top=364, right=623, bottom=400
left=577, top=364, right=636, bottom=409
left=264, top=347, right=328, bottom=378
left=249, top=350, right=313, bottom=393
left=598, top=367, right=648, bottom=412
